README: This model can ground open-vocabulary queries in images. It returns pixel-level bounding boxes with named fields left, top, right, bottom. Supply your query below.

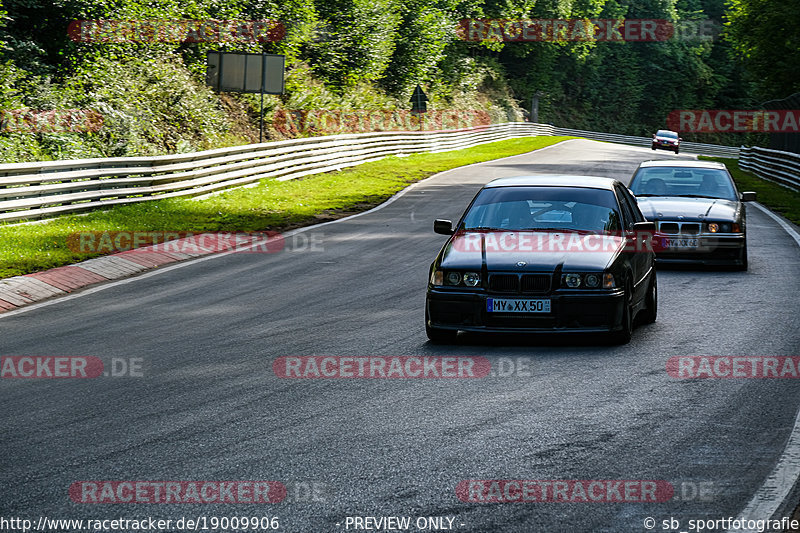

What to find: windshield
left=630, top=167, right=737, bottom=200
left=462, top=186, right=621, bottom=233
left=656, top=130, right=678, bottom=138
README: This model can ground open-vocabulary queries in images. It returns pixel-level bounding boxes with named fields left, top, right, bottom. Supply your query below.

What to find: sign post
left=410, top=85, right=428, bottom=131
left=206, top=52, right=285, bottom=143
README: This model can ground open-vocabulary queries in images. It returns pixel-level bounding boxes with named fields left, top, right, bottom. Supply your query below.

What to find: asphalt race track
left=2, top=139, right=800, bottom=532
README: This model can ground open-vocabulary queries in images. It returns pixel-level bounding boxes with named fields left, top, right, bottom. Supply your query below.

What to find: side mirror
left=433, top=219, right=454, bottom=235
left=678, top=137, right=683, bottom=142
left=741, top=191, right=757, bottom=202
left=631, top=221, right=656, bottom=251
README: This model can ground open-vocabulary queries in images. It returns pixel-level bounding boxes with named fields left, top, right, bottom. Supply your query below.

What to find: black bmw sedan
left=628, top=160, right=755, bottom=270
left=425, top=175, right=657, bottom=345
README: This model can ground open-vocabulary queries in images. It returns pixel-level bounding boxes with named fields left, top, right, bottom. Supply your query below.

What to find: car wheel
left=639, top=273, right=657, bottom=324
left=735, top=243, right=748, bottom=271
left=609, top=281, right=633, bottom=345
left=674, top=148, right=679, bottom=154
left=651, top=145, right=656, bottom=150
left=425, top=310, right=458, bottom=344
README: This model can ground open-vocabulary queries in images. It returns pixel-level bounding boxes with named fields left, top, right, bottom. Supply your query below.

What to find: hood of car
left=636, top=197, right=739, bottom=221
left=439, top=231, right=624, bottom=271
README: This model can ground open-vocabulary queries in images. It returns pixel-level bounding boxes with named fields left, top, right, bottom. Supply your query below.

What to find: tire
left=674, top=148, right=679, bottom=154
left=639, top=273, right=658, bottom=324
left=651, top=145, right=656, bottom=151
left=425, top=310, right=458, bottom=344
left=735, top=244, right=748, bottom=271
left=609, top=282, right=633, bottom=345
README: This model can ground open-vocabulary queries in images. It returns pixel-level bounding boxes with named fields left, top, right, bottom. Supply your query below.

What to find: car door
left=615, top=184, right=650, bottom=304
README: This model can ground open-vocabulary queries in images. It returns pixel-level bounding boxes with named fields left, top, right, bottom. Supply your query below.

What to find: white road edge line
left=0, top=138, right=580, bottom=319
left=751, top=202, right=800, bottom=247
left=728, top=202, right=800, bottom=533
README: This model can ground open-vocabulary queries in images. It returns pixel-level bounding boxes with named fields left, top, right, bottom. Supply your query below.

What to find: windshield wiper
left=675, top=194, right=721, bottom=199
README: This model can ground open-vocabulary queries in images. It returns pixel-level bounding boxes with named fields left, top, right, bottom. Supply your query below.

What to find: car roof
left=484, top=175, right=619, bottom=190
left=637, top=160, right=728, bottom=170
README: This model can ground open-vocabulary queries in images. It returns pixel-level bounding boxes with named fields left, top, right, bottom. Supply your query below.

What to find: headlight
left=463, top=272, right=481, bottom=287
left=433, top=270, right=482, bottom=288
left=562, top=272, right=613, bottom=289
left=707, top=222, right=736, bottom=233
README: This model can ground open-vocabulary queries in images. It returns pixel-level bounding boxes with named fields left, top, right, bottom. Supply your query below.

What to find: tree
left=724, top=0, right=800, bottom=99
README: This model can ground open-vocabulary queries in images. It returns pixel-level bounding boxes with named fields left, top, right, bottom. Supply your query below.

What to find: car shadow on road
left=419, top=329, right=656, bottom=350
left=655, top=263, right=747, bottom=273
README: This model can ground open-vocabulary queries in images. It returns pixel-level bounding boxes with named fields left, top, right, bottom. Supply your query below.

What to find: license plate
left=487, top=298, right=551, bottom=313
left=662, top=237, right=698, bottom=248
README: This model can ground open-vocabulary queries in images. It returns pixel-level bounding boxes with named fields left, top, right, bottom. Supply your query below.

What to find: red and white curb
left=0, top=233, right=267, bottom=313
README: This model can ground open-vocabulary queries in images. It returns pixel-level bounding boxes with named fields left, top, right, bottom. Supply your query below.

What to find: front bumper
left=652, top=142, right=678, bottom=150
left=654, top=233, right=745, bottom=265
left=426, top=288, right=626, bottom=333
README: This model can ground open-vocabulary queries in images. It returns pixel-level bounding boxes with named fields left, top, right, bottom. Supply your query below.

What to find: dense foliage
left=0, top=0, right=794, bottom=161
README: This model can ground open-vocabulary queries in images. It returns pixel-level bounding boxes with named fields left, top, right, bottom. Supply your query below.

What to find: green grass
left=699, top=156, right=800, bottom=226
left=0, top=136, right=577, bottom=278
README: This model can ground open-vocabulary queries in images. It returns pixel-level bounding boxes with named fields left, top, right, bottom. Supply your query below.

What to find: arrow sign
left=410, top=85, right=428, bottom=113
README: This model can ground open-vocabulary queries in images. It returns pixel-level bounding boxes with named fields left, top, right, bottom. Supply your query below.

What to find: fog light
left=446, top=272, right=461, bottom=285
left=564, top=273, right=582, bottom=288
left=463, top=272, right=481, bottom=287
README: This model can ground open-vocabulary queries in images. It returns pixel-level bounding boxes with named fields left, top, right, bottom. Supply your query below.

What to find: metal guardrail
left=1, top=121, right=748, bottom=223
left=552, top=127, right=741, bottom=158
left=739, top=146, right=800, bottom=190
left=0, top=122, right=553, bottom=222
